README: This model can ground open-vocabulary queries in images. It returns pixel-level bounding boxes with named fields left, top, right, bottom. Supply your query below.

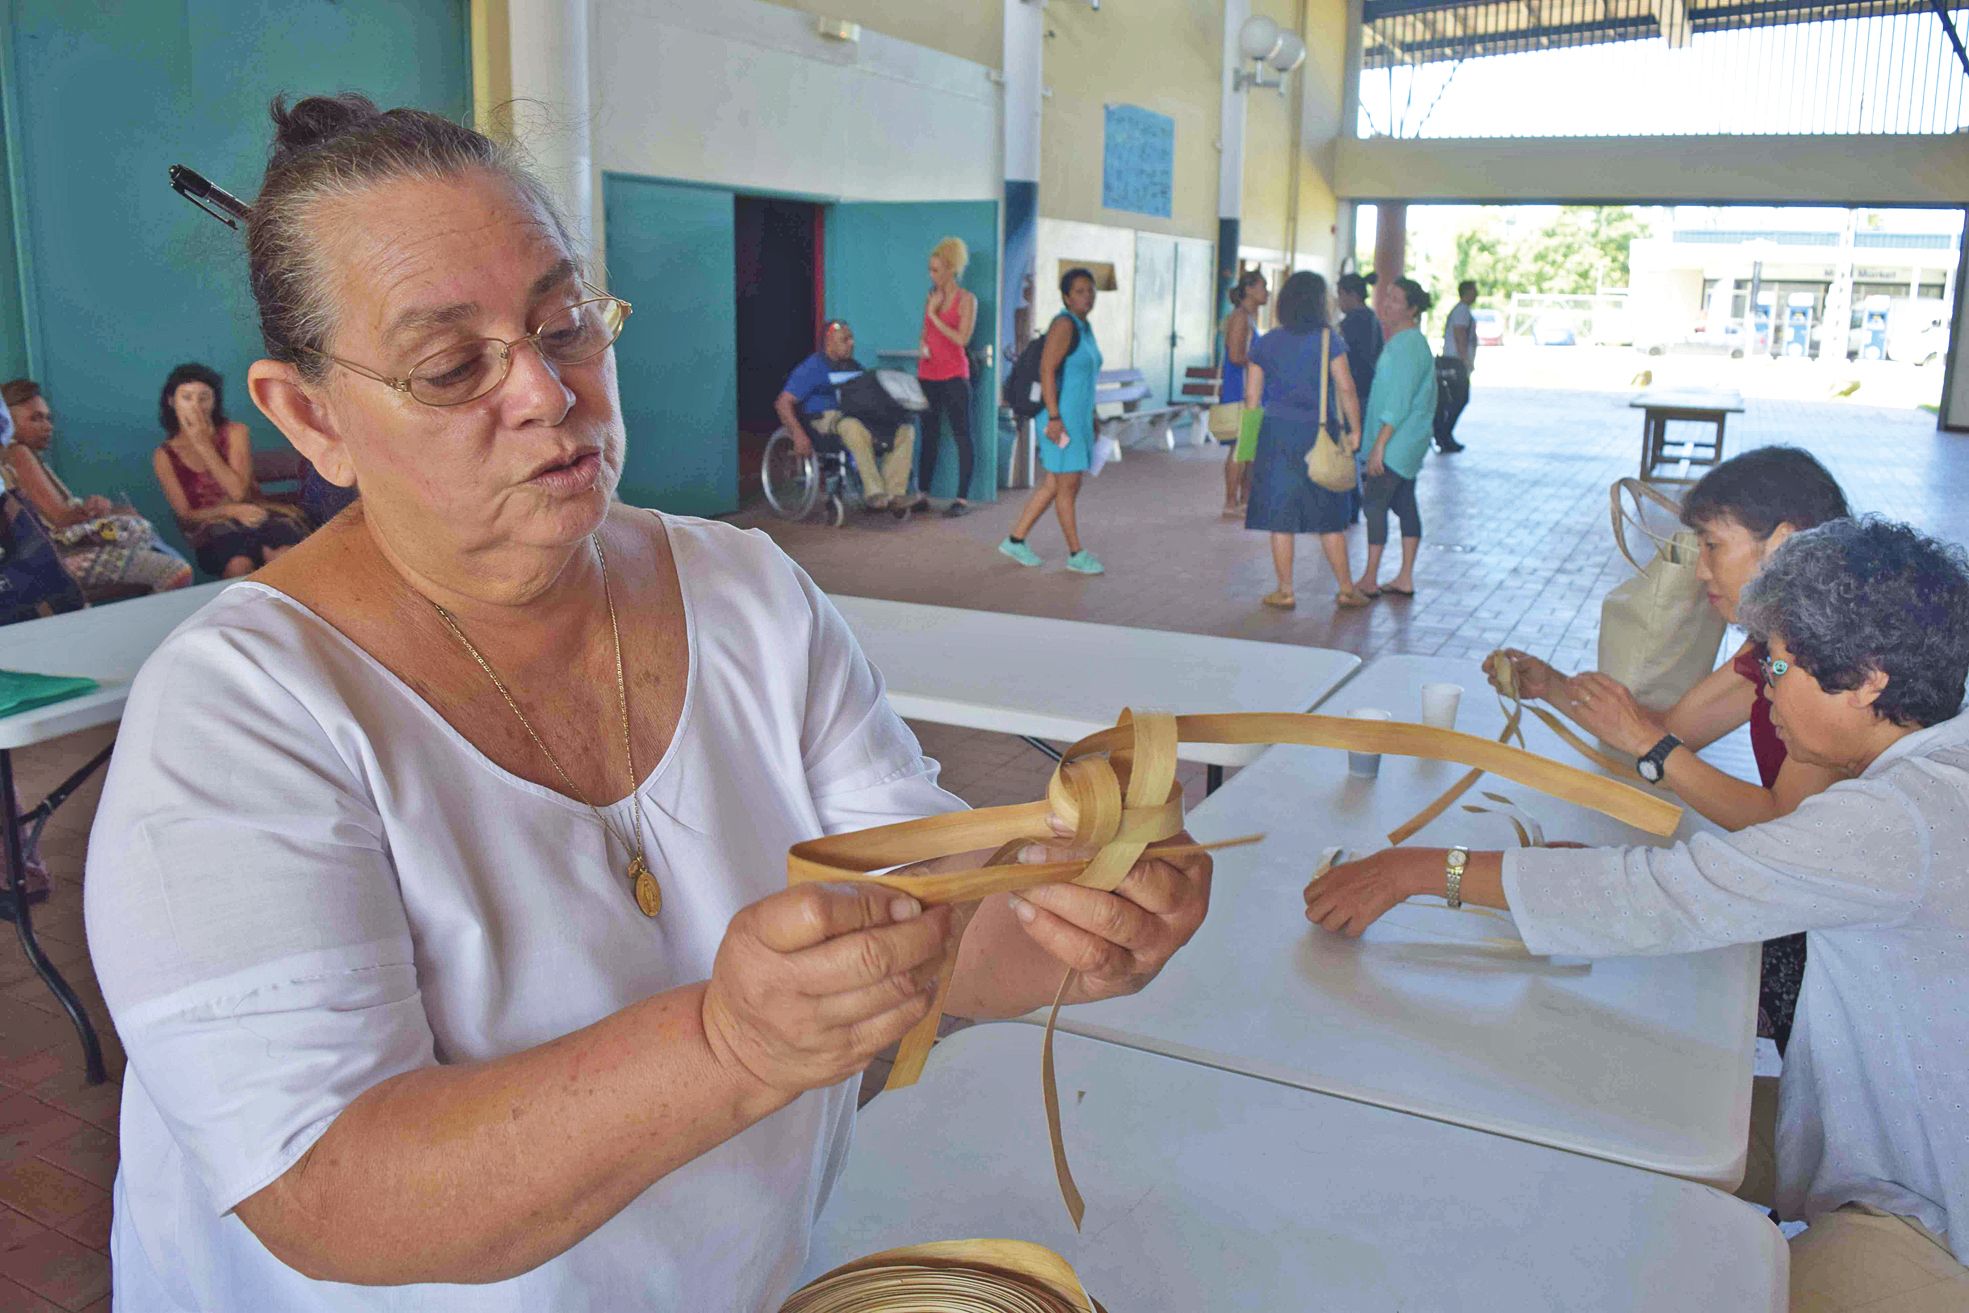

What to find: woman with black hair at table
left=1492, top=445, right=1851, bottom=1053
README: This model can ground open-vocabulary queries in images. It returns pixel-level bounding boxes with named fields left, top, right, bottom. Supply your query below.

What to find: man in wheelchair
left=773, top=319, right=916, bottom=514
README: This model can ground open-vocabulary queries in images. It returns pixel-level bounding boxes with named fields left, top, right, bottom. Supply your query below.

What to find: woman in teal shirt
left=1000, top=268, right=1105, bottom=575
left=1354, top=278, right=1439, bottom=599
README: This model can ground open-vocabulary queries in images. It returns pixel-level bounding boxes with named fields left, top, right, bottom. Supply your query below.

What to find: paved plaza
left=0, top=384, right=1957, bottom=1307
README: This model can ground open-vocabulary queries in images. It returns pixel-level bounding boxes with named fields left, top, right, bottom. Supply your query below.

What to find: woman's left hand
left=1365, top=450, right=1387, bottom=477
left=1303, top=848, right=1430, bottom=937
left=81, top=495, right=114, bottom=517
left=1007, top=828, right=1212, bottom=1005
left=1566, top=672, right=1665, bottom=757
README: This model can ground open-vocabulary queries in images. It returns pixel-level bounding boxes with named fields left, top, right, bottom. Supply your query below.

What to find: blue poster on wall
left=1103, top=104, right=1174, bottom=219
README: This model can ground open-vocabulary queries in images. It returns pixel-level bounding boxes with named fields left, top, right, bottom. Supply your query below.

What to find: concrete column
left=1818, top=208, right=1857, bottom=364
left=1370, top=202, right=1406, bottom=318
left=1944, top=220, right=1969, bottom=433
left=1002, top=0, right=1045, bottom=485
left=506, top=0, right=593, bottom=256
left=1217, top=0, right=1252, bottom=315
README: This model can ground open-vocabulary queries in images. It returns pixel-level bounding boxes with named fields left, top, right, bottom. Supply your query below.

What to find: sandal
left=1355, top=585, right=1383, bottom=599
left=1335, top=590, right=1373, bottom=608
left=1261, top=589, right=1296, bottom=610
left=1383, top=584, right=1416, bottom=597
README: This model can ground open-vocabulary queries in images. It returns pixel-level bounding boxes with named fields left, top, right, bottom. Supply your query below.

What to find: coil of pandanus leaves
left=782, top=1240, right=1102, bottom=1313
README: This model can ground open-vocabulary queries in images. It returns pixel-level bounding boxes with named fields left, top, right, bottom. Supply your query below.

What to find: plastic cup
left=1347, top=707, right=1393, bottom=778
left=1420, top=683, right=1463, bottom=730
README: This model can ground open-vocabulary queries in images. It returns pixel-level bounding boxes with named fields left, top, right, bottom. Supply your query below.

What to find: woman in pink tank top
left=914, top=237, right=977, bottom=517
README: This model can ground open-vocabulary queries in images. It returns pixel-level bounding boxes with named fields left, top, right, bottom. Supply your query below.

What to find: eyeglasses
left=299, top=283, right=633, bottom=407
left=1758, top=655, right=1791, bottom=684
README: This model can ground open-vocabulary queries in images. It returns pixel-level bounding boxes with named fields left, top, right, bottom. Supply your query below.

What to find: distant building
left=1628, top=216, right=1957, bottom=362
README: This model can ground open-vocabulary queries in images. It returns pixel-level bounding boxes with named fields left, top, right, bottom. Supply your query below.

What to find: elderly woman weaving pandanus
left=84, top=95, right=1214, bottom=1310
left=1308, top=516, right=1969, bottom=1313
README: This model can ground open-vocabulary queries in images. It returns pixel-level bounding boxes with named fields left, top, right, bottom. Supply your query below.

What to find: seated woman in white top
left=1306, top=516, right=1969, bottom=1312
left=84, top=94, right=1210, bottom=1312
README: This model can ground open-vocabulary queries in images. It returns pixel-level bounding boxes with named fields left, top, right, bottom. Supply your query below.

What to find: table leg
left=1, top=750, right=107, bottom=1085
left=1017, top=735, right=1064, bottom=763
left=1207, top=764, right=1224, bottom=794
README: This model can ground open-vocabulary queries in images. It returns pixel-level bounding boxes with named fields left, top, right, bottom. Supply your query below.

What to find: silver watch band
left=1445, top=847, right=1468, bottom=910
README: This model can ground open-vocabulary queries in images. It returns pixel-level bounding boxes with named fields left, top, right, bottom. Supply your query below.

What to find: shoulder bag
left=1304, top=328, right=1357, bottom=492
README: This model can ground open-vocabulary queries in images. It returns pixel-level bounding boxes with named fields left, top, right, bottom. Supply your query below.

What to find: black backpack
left=1002, top=314, right=1081, bottom=419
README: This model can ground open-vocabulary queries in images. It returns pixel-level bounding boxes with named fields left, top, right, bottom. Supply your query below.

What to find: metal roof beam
left=1931, top=0, right=1969, bottom=76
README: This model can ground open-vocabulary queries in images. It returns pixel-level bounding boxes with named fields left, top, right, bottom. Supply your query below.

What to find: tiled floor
left=0, top=383, right=1958, bottom=1307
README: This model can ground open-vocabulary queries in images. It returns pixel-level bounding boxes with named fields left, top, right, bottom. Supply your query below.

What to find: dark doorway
left=735, top=196, right=821, bottom=499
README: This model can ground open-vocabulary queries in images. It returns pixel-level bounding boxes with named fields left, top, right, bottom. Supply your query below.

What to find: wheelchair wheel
left=762, top=428, right=822, bottom=521
left=827, top=494, right=846, bottom=527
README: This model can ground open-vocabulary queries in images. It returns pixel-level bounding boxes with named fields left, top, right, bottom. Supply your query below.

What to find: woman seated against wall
left=1309, top=516, right=1969, bottom=1310
left=152, top=362, right=310, bottom=577
left=2, top=378, right=193, bottom=598
left=1492, top=445, right=1851, bottom=1053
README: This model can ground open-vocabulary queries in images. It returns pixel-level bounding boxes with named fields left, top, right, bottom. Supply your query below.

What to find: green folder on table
left=0, top=669, right=98, bottom=718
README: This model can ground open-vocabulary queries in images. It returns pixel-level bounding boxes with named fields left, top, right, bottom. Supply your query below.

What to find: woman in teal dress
left=998, top=268, right=1105, bottom=575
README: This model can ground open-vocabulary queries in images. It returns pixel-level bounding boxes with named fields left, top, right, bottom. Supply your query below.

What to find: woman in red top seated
left=1496, top=445, right=1850, bottom=1050
left=152, top=362, right=309, bottom=577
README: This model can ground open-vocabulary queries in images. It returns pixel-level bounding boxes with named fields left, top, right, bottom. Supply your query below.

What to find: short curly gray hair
left=1738, top=516, right=1969, bottom=728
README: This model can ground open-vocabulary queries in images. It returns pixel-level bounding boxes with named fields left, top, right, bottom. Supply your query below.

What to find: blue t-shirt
left=783, top=352, right=854, bottom=416
left=1249, top=326, right=1347, bottom=429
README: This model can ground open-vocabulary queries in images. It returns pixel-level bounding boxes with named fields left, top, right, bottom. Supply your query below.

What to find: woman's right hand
left=228, top=502, right=270, bottom=528
left=1492, top=648, right=1558, bottom=701
left=1045, top=418, right=1068, bottom=448
left=701, top=883, right=954, bottom=1106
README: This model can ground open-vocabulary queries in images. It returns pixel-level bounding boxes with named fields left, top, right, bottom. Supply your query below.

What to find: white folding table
left=0, top=582, right=228, bottom=1081
left=1027, top=653, right=1759, bottom=1188
left=809, top=1025, right=1787, bottom=1311
left=832, top=594, right=1359, bottom=790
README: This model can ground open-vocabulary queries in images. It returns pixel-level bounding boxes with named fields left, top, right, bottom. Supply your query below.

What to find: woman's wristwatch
left=1444, top=846, right=1468, bottom=909
left=1636, top=734, right=1683, bottom=783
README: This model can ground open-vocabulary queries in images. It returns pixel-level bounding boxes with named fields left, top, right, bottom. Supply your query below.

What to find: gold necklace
left=429, top=534, right=661, bottom=918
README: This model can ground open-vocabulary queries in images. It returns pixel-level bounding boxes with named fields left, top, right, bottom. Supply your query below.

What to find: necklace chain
left=429, top=533, right=658, bottom=915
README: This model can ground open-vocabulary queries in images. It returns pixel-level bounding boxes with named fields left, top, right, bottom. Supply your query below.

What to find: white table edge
left=1007, top=1013, right=1750, bottom=1190
left=883, top=692, right=1272, bottom=766
left=0, top=686, right=132, bottom=750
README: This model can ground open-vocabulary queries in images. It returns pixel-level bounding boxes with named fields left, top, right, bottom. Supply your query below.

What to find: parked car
left=1530, top=313, right=1576, bottom=346
left=1887, top=301, right=1947, bottom=366
left=1473, top=308, right=1505, bottom=347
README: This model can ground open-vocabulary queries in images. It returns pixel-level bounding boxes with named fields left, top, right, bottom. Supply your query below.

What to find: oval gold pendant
left=630, top=856, right=662, bottom=918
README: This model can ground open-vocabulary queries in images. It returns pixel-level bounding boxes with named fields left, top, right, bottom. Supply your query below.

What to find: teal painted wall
left=823, top=201, right=999, bottom=502
left=603, top=174, right=739, bottom=517
left=0, top=84, right=28, bottom=385
left=1, top=0, right=469, bottom=560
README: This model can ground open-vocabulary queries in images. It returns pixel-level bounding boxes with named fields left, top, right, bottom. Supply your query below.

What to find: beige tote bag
left=1596, top=479, right=1727, bottom=722
left=1304, top=329, right=1357, bottom=493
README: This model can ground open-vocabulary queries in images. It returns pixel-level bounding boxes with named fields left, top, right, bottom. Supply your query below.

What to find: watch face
left=1638, top=758, right=1662, bottom=782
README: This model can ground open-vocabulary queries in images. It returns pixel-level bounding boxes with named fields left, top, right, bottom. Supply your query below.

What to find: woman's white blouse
left=1504, top=710, right=1969, bottom=1260
left=84, top=513, right=964, bottom=1311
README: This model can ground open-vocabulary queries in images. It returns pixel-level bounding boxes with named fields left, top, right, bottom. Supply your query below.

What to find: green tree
left=1453, top=206, right=1652, bottom=300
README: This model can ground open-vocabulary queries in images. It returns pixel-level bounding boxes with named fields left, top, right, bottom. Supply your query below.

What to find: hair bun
left=269, top=93, right=385, bottom=159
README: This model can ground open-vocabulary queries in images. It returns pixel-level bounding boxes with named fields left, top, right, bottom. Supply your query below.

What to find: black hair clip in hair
left=168, top=165, right=252, bottom=230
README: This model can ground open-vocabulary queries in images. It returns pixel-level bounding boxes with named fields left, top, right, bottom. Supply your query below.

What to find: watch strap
left=1638, top=733, right=1683, bottom=780
left=1444, top=846, right=1468, bottom=910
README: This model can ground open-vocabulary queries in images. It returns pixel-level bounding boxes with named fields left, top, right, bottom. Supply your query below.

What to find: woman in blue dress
left=1244, top=271, right=1364, bottom=610
left=998, top=268, right=1105, bottom=575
